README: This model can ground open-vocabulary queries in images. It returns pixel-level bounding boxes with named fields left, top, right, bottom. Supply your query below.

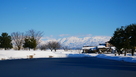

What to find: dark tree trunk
left=18, top=46, right=21, bottom=50
left=124, top=49, right=127, bottom=56
left=132, top=48, right=135, bottom=56
left=117, top=49, right=120, bottom=55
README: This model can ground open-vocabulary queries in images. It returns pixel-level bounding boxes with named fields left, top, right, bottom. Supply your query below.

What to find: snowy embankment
left=94, top=54, right=136, bottom=63
left=0, top=50, right=83, bottom=59
left=0, top=50, right=136, bottom=63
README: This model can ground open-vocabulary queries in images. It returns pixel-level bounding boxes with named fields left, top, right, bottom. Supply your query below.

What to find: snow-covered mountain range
left=41, top=36, right=111, bottom=48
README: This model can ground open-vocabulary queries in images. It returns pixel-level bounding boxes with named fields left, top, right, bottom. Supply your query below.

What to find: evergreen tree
left=23, top=38, right=30, bottom=50
left=0, top=33, right=12, bottom=50
left=23, top=37, right=36, bottom=50
left=125, top=24, right=136, bottom=56
left=30, top=37, right=37, bottom=50
left=109, top=27, right=125, bottom=55
left=25, top=29, right=43, bottom=49
left=109, top=24, right=136, bottom=56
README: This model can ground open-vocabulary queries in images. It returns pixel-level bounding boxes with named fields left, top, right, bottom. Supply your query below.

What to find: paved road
left=0, top=57, right=136, bottom=77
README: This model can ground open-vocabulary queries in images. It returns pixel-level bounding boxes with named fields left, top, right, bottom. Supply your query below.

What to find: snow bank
left=0, top=49, right=136, bottom=63
left=94, top=54, right=136, bottom=63
left=0, top=50, right=64, bottom=59
left=0, top=49, right=82, bottom=59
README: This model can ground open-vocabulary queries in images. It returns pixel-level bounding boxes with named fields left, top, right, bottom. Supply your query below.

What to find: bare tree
left=47, top=41, right=61, bottom=51
left=62, top=46, right=69, bottom=51
left=11, top=32, right=24, bottom=50
left=47, top=41, right=54, bottom=51
left=39, top=44, right=48, bottom=51
left=25, top=29, right=43, bottom=50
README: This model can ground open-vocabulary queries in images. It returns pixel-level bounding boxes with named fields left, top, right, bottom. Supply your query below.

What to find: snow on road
left=0, top=49, right=136, bottom=63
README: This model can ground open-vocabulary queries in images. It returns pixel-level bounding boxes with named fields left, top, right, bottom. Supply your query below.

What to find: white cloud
left=41, top=35, right=55, bottom=40
left=70, top=34, right=92, bottom=38
left=59, top=34, right=70, bottom=37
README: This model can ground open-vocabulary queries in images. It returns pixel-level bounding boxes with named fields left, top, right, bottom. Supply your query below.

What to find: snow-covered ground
left=0, top=49, right=136, bottom=63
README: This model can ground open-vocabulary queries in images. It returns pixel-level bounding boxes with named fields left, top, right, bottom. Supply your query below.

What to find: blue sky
left=0, top=0, right=136, bottom=39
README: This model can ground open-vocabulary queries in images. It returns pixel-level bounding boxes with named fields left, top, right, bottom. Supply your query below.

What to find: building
left=82, top=42, right=115, bottom=53
left=82, top=46, right=96, bottom=53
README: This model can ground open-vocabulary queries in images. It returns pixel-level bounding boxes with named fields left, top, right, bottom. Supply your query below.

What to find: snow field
left=0, top=49, right=136, bottom=63
left=0, top=50, right=82, bottom=59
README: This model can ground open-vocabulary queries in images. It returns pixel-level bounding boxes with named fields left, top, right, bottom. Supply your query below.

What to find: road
left=0, top=57, right=136, bottom=77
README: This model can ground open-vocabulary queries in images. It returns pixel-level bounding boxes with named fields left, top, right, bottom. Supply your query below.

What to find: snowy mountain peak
left=41, top=36, right=111, bottom=48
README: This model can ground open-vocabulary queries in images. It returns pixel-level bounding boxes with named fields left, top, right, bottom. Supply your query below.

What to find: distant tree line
left=109, top=24, right=136, bottom=56
left=2, top=24, right=135, bottom=54
left=39, top=41, right=61, bottom=51
left=0, top=29, right=61, bottom=51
